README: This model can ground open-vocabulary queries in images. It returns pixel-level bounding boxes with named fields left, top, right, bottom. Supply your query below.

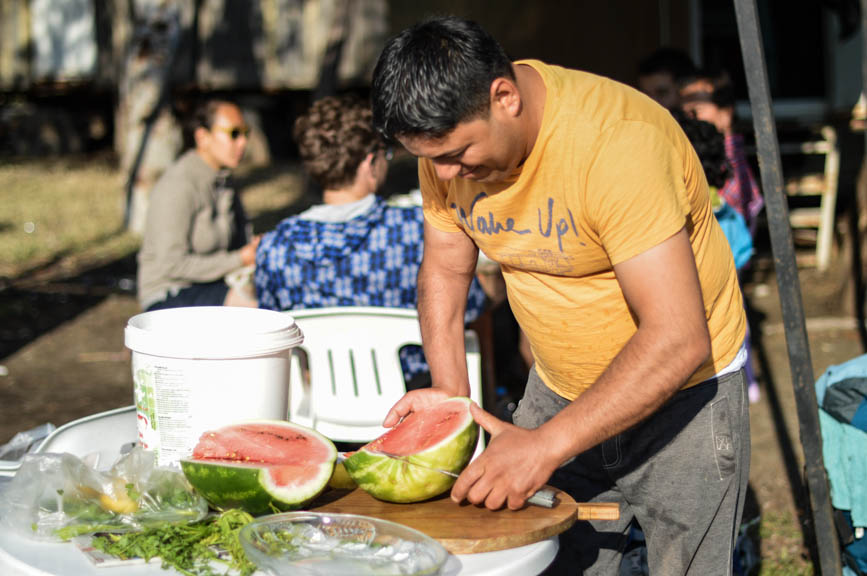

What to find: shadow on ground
left=0, top=255, right=137, bottom=360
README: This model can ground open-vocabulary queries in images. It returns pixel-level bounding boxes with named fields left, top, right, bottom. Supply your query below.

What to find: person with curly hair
left=254, top=94, right=486, bottom=387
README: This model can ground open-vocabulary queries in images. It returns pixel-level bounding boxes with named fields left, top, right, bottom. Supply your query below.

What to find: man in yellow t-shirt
left=373, top=17, right=749, bottom=575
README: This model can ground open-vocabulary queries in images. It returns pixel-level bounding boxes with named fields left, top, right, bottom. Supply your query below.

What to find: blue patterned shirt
left=255, top=196, right=487, bottom=383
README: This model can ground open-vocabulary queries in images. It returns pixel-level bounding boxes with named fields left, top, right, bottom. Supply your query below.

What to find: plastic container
left=125, top=307, right=303, bottom=467
left=239, top=511, right=448, bottom=576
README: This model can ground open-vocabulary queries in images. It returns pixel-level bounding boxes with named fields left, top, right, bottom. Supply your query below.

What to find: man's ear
left=490, top=77, right=522, bottom=118
left=193, top=126, right=210, bottom=148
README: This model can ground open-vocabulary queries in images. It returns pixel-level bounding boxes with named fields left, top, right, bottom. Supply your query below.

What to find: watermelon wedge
left=344, top=397, right=479, bottom=503
left=180, top=420, right=337, bottom=515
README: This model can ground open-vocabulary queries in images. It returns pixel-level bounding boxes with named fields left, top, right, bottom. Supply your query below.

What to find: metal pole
left=858, top=0, right=867, bottom=352
left=731, top=0, right=842, bottom=573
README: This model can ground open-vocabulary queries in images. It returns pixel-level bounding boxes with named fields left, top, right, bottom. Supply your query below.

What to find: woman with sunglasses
left=137, top=99, right=261, bottom=311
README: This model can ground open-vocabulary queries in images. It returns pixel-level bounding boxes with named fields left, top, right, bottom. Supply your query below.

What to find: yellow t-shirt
left=420, top=60, right=746, bottom=400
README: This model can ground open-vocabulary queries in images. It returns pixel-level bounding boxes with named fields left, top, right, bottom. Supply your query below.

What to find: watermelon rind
left=180, top=420, right=337, bottom=515
left=343, top=397, right=479, bottom=503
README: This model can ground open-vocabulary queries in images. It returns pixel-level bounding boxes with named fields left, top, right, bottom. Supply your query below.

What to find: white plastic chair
left=287, top=306, right=484, bottom=452
left=0, top=406, right=137, bottom=477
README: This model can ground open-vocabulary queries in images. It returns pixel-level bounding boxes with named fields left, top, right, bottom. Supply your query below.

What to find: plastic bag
left=0, top=444, right=208, bottom=540
left=0, top=422, right=56, bottom=461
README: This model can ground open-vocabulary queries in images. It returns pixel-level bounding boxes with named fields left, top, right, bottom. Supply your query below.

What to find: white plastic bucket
left=125, top=307, right=303, bottom=467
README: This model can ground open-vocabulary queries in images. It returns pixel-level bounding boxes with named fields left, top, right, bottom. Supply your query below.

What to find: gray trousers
left=513, top=366, right=750, bottom=575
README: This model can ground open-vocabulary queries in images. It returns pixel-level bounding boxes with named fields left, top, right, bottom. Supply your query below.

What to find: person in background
left=679, top=74, right=764, bottom=403
left=680, top=70, right=765, bottom=235
left=636, top=46, right=698, bottom=110
left=675, top=111, right=761, bottom=406
left=137, top=99, right=260, bottom=312
left=254, top=94, right=487, bottom=387
left=674, top=111, right=753, bottom=271
left=373, top=16, right=749, bottom=575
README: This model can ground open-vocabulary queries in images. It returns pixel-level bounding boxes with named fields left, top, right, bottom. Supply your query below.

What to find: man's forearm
left=417, top=260, right=473, bottom=397
left=538, top=318, right=710, bottom=468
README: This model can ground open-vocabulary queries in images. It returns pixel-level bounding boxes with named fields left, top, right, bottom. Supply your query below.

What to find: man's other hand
left=382, top=387, right=453, bottom=428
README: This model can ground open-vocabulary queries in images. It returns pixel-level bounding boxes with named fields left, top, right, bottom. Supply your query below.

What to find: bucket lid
left=125, top=307, right=304, bottom=359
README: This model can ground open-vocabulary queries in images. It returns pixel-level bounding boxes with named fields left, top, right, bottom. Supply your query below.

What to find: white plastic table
left=0, top=407, right=557, bottom=576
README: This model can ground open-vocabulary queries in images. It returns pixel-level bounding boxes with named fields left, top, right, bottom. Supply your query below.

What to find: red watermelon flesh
left=180, top=420, right=337, bottom=515
left=343, top=397, right=479, bottom=503
left=366, top=398, right=469, bottom=456
left=192, top=423, right=332, bottom=465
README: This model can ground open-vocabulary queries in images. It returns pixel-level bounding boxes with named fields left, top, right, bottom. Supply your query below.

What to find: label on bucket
left=131, top=349, right=292, bottom=467
left=134, top=360, right=198, bottom=466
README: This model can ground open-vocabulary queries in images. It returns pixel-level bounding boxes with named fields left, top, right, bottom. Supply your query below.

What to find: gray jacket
left=137, top=150, right=247, bottom=309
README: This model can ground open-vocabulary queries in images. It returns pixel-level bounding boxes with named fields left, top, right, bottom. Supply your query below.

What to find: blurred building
left=0, top=0, right=863, bottom=237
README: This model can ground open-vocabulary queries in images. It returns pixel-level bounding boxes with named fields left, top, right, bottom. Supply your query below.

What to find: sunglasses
left=212, top=125, right=250, bottom=140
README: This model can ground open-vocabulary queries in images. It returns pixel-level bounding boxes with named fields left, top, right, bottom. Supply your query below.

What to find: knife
left=342, top=451, right=558, bottom=508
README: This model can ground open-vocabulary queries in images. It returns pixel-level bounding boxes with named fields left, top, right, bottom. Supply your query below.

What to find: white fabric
left=711, top=341, right=748, bottom=380
left=298, top=195, right=376, bottom=223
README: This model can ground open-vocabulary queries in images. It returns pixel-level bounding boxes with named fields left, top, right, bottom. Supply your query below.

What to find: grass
left=0, top=157, right=137, bottom=278
left=0, top=157, right=304, bottom=280
left=757, top=512, right=814, bottom=575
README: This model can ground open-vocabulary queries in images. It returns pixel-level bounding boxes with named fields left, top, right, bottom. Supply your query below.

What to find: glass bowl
left=238, top=511, right=449, bottom=576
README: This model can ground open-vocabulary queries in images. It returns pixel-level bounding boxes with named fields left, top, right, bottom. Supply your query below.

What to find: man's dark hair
left=708, top=69, right=735, bottom=109
left=680, top=69, right=736, bottom=110
left=637, top=47, right=697, bottom=82
left=671, top=109, right=730, bottom=189
left=190, top=99, right=236, bottom=131
left=182, top=98, right=238, bottom=148
left=371, top=16, right=514, bottom=140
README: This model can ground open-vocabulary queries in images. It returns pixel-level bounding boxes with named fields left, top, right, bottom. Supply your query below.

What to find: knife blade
left=347, top=450, right=558, bottom=508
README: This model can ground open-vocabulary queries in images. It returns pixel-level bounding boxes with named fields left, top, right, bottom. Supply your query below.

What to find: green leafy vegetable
left=125, top=482, right=141, bottom=502
left=88, top=509, right=256, bottom=576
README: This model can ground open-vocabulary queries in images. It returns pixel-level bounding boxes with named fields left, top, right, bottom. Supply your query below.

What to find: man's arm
left=382, top=220, right=478, bottom=426
left=541, top=226, right=710, bottom=456
left=452, top=227, right=711, bottom=509
left=418, top=220, right=479, bottom=395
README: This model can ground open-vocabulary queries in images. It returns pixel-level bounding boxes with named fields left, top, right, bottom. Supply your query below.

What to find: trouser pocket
left=711, top=396, right=736, bottom=479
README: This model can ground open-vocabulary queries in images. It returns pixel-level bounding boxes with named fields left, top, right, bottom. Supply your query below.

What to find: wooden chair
left=287, top=307, right=485, bottom=453
left=782, top=125, right=840, bottom=271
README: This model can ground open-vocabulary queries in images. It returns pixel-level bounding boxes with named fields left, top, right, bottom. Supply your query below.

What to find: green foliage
left=90, top=509, right=257, bottom=576
left=757, top=511, right=814, bottom=575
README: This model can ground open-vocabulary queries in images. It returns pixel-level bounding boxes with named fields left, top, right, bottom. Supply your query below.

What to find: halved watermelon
left=344, top=397, right=479, bottom=503
left=180, top=420, right=337, bottom=515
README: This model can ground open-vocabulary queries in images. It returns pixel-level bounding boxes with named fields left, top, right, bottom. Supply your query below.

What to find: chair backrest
left=287, top=306, right=483, bottom=447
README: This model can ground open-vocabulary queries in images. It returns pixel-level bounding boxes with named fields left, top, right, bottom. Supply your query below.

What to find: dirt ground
left=0, top=225, right=864, bottom=573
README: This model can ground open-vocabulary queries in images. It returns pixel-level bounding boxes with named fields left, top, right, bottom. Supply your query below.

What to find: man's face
left=638, top=72, right=680, bottom=110
left=683, top=100, right=721, bottom=128
left=680, top=79, right=732, bottom=134
left=198, top=103, right=249, bottom=170
left=398, top=114, right=522, bottom=184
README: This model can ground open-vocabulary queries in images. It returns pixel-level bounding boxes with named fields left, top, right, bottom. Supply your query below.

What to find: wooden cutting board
left=309, top=488, right=618, bottom=554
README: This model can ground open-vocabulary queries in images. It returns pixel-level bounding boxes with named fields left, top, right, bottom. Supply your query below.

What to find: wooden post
left=731, top=0, right=842, bottom=573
